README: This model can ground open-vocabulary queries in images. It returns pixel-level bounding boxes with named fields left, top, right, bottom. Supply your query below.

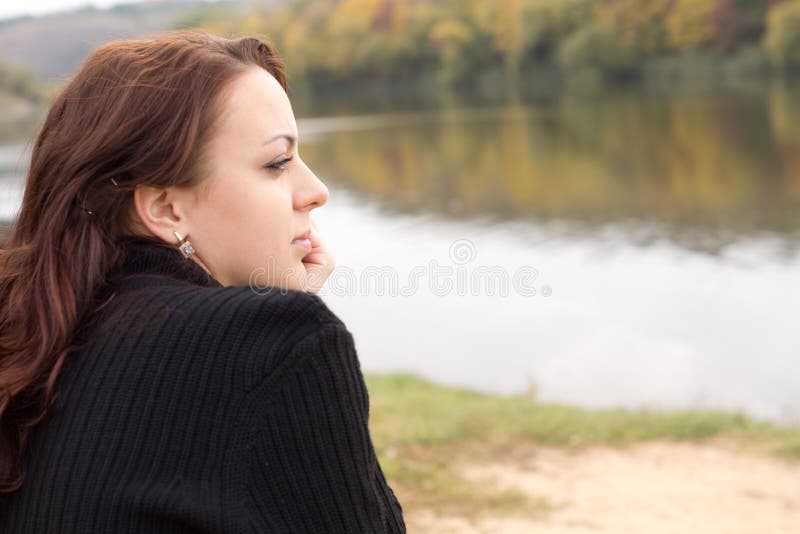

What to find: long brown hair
left=0, top=29, right=287, bottom=500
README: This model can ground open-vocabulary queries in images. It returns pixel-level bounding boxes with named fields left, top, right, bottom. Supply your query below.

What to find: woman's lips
left=291, top=238, right=312, bottom=252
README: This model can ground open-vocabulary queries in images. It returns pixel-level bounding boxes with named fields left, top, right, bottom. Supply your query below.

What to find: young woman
left=0, top=30, right=405, bottom=532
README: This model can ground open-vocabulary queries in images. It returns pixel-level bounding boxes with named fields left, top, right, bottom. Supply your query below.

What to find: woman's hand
left=301, top=215, right=335, bottom=294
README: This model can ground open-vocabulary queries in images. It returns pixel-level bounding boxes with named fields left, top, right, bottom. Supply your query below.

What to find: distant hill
left=0, top=0, right=238, bottom=83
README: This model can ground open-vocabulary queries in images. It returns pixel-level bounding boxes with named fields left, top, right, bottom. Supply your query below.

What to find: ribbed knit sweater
left=0, top=237, right=406, bottom=533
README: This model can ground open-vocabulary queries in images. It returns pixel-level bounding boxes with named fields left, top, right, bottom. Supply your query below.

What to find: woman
left=0, top=30, right=406, bottom=532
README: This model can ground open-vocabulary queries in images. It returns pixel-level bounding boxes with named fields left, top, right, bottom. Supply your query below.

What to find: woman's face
left=177, top=66, right=329, bottom=290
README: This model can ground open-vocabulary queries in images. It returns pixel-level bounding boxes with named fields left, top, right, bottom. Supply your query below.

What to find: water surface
left=2, top=86, right=799, bottom=423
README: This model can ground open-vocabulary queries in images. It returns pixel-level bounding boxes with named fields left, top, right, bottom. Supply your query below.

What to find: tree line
left=175, top=0, right=800, bottom=90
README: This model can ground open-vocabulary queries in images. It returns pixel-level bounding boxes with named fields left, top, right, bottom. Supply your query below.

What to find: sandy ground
left=406, top=441, right=800, bottom=533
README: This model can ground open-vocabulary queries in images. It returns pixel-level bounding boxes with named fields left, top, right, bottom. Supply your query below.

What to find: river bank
left=365, top=373, right=800, bottom=533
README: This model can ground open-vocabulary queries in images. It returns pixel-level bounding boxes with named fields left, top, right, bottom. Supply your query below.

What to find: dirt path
left=406, top=441, right=800, bottom=533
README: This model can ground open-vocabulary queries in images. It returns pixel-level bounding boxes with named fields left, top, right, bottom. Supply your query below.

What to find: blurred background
left=1, top=1, right=800, bottom=531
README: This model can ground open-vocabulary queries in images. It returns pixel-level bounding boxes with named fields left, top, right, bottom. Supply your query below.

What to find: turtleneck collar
left=114, top=236, right=222, bottom=289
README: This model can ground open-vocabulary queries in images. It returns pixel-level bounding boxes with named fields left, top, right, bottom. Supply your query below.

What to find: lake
left=2, top=85, right=799, bottom=423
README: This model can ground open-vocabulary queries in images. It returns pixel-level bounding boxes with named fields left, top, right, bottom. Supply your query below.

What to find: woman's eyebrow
left=263, top=133, right=296, bottom=148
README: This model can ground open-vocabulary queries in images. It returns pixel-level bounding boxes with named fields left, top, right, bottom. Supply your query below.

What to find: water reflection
left=298, top=84, right=800, bottom=255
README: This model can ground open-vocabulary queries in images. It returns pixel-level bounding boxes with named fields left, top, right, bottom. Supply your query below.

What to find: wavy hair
left=0, top=29, right=287, bottom=500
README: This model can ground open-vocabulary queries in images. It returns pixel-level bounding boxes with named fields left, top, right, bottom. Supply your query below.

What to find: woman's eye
left=265, top=156, right=293, bottom=173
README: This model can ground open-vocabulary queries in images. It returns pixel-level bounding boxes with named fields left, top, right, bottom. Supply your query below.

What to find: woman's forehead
left=215, top=68, right=297, bottom=143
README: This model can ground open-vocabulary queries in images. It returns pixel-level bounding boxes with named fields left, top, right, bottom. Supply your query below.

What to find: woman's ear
left=132, top=185, right=187, bottom=244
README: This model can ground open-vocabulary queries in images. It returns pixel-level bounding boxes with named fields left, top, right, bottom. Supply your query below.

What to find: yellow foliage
left=174, top=0, right=780, bottom=83
left=663, top=0, right=717, bottom=51
left=331, top=0, right=409, bottom=34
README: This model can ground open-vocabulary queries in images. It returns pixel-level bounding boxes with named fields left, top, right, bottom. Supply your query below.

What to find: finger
left=307, top=227, right=329, bottom=251
left=301, top=252, right=329, bottom=265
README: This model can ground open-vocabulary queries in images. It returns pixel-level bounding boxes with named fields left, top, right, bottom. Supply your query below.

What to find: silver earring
left=173, top=230, right=195, bottom=259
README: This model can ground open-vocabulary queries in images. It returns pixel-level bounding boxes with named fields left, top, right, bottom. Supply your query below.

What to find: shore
left=408, top=440, right=800, bottom=533
left=365, top=373, right=800, bottom=533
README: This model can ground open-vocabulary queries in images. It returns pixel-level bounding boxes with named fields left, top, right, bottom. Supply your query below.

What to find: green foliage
left=0, top=63, right=46, bottom=103
left=558, top=23, right=639, bottom=77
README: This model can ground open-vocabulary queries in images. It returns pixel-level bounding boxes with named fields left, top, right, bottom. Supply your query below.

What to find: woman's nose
left=294, top=159, right=329, bottom=210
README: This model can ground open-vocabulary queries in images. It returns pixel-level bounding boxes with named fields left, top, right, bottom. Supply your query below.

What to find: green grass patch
left=365, top=372, right=800, bottom=518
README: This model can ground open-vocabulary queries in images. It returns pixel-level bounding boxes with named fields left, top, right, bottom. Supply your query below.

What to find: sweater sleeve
left=234, top=319, right=406, bottom=533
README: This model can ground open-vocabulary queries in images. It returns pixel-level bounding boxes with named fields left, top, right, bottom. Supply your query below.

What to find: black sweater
left=0, top=237, right=406, bottom=533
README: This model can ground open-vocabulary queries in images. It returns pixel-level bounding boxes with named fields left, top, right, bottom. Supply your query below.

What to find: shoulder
left=99, top=280, right=347, bottom=392
left=112, top=278, right=340, bottom=332
left=197, top=284, right=349, bottom=391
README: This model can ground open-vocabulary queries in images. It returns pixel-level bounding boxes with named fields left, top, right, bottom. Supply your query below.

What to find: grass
left=365, top=372, right=800, bottom=519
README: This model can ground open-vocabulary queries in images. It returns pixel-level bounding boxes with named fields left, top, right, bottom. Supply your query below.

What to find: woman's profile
left=0, top=29, right=405, bottom=532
